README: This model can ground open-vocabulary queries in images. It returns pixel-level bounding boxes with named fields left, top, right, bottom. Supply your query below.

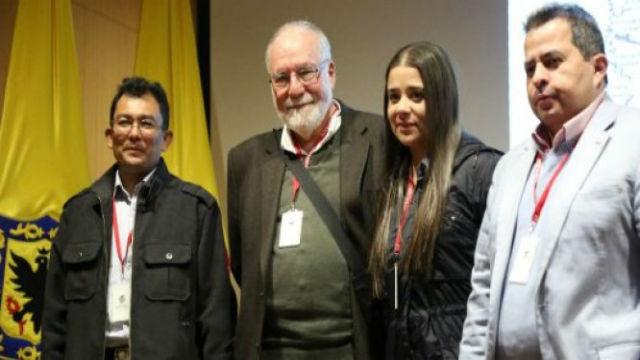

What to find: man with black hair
left=460, top=4, right=640, bottom=359
left=43, top=77, right=235, bottom=359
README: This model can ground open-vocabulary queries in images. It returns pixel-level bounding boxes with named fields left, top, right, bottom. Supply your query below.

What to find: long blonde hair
left=370, top=42, right=461, bottom=297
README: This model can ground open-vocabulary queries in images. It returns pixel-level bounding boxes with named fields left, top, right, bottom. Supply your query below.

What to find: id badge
left=278, top=209, right=303, bottom=248
left=108, top=283, right=130, bottom=323
left=508, top=232, right=538, bottom=284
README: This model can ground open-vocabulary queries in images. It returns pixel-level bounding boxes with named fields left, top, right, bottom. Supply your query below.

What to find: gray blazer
left=460, top=98, right=640, bottom=360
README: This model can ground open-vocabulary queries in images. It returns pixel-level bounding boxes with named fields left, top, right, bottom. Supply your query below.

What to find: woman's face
left=386, top=65, right=427, bottom=158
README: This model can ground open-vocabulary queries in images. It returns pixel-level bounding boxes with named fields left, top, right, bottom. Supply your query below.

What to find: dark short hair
left=109, top=77, right=170, bottom=130
left=524, top=3, right=605, bottom=59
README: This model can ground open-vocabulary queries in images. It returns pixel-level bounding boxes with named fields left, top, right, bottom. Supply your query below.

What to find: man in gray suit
left=460, top=4, right=640, bottom=359
left=227, top=21, right=386, bottom=359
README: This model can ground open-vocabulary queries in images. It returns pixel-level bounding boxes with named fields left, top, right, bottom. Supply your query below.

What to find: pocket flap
left=144, top=244, right=191, bottom=265
left=62, top=242, right=101, bottom=264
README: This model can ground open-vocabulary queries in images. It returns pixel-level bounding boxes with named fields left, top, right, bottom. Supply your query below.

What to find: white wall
left=211, top=0, right=508, bottom=190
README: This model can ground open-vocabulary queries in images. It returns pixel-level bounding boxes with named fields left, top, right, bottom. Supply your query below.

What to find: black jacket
left=382, top=132, right=501, bottom=360
left=42, top=159, right=235, bottom=359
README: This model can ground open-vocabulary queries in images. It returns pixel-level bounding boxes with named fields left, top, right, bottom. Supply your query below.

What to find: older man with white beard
left=227, top=20, right=388, bottom=360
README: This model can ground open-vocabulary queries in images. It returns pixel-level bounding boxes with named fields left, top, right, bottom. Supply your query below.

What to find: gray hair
left=264, top=20, right=332, bottom=71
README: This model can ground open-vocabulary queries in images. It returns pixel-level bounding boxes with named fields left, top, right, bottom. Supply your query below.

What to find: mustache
left=284, top=94, right=315, bottom=110
left=123, top=144, right=145, bottom=151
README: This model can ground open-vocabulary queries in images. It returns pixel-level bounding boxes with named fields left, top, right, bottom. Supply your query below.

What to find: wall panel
left=0, top=0, right=17, bottom=121
left=72, top=0, right=141, bottom=179
left=0, top=0, right=141, bottom=180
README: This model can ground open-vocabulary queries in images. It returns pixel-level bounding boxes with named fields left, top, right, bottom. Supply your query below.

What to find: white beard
left=276, top=94, right=332, bottom=140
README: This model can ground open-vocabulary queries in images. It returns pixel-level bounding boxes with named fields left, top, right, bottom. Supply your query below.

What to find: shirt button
left=165, top=252, right=173, bottom=260
left=78, top=251, right=83, bottom=257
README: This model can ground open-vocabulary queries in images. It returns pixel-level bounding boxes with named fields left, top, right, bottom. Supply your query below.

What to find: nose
left=287, top=74, right=305, bottom=98
left=392, top=96, right=411, bottom=121
left=531, top=63, right=548, bottom=93
left=396, top=96, right=411, bottom=114
left=127, top=122, right=143, bottom=139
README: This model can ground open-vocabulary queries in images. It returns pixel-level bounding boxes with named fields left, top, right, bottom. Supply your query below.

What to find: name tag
left=108, top=283, right=130, bottom=323
left=278, top=209, right=303, bottom=248
left=508, top=232, right=538, bottom=284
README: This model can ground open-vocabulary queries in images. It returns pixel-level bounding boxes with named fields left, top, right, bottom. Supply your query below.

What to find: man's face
left=267, top=28, right=336, bottom=140
left=106, top=93, right=173, bottom=175
left=524, top=18, right=606, bottom=132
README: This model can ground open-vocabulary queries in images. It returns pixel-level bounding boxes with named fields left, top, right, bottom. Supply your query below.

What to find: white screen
left=508, top=0, right=640, bottom=147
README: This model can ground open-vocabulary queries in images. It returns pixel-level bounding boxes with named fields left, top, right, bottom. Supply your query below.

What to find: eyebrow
left=272, top=62, right=318, bottom=74
left=525, top=49, right=564, bottom=63
left=386, top=85, right=424, bottom=91
left=541, top=50, right=565, bottom=60
left=115, top=113, right=157, bottom=120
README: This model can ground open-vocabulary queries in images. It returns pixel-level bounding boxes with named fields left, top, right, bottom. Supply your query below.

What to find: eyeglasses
left=113, top=117, right=161, bottom=135
left=269, top=59, right=331, bottom=90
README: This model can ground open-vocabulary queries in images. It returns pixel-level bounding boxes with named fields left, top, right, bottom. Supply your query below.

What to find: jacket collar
left=452, top=131, right=496, bottom=171
left=91, top=158, right=172, bottom=212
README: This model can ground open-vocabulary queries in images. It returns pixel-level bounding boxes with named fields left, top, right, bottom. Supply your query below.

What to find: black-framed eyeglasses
left=269, top=59, right=331, bottom=90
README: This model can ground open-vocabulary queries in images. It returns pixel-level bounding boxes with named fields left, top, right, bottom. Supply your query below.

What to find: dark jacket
left=383, top=132, right=501, bottom=360
left=227, top=103, right=387, bottom=360
left=42, top=159, right=235, bottom=359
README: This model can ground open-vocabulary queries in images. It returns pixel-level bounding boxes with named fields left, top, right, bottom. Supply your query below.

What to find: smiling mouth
left=397, top=120, right=417, bottom=127
left=124, top=147, right=144, bottom=153
left=287, top=102, right=311, bottom=110
left=396, top=123, right=417, bottom=133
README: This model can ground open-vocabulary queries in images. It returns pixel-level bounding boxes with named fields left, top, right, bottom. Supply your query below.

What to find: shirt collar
left=280, top=99, right=342, bottom=155
left=532, top=91, right=605, bottom=153
left=114, top=168, right=157, bottom=201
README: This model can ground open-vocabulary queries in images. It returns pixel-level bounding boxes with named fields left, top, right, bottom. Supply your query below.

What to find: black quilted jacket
left=381, top=132, right=501, bottom=360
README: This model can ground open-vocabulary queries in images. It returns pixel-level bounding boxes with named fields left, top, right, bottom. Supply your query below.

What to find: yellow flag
left=134, top=0, right=219, bottom=199
left=0, top=0, right=89, bottom=358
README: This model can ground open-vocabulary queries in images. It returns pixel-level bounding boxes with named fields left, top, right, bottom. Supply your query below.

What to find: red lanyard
left=291, top=143, right=312, bottom=204
left=393, top=168, right=416, bottom=255
left=112, top=195, right=133, bottom=274
left=289, top=125, right=330, bottom=205
left=531, top=151, right=571, bottom=224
